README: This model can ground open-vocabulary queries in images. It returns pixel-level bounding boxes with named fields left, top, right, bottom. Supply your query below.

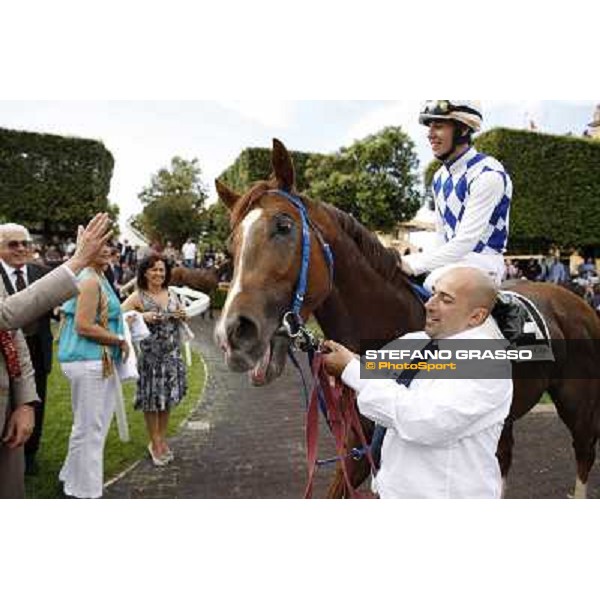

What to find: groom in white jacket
left=323, top=267, right=512, bottom=499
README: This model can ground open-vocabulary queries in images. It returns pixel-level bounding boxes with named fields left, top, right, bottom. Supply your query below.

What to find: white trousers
left=59, top=361, right=117, bottom=499
left=423, top=254, right=506, bottom=293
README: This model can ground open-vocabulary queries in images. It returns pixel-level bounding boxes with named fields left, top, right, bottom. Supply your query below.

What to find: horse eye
left=274, top=215, right=294, bottom=235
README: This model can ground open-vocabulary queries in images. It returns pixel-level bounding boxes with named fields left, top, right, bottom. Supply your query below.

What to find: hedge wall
left=424, top=128, right=600, bottom=253
left=218, top=146, right=324, bottom=193
left=0, top=127, right=114, bottom=237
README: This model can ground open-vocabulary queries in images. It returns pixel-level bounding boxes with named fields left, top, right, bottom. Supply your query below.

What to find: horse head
left=214, top=139, right=335, bottom=386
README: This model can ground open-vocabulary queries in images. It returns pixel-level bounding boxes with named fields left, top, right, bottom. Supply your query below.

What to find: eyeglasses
left=423, top=100, right=453, bottom=116
left=422, top=100, right=481, bottom=119
left=6, top=240, right=32, bottom=249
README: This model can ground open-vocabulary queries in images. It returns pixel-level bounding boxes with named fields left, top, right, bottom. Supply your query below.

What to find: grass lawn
left=25, top=347, right=206, bottom=499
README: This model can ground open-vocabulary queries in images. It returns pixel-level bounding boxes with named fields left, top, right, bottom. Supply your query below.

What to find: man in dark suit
left=0, top=224, right=55, bottom=475
left=0, top=213, right=112, bottom=498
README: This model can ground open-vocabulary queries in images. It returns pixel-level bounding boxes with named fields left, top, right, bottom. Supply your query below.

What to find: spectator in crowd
left=523, top=259, right=541, bottom=281
left=202, top=248, right=216, bottom=268
left=121, top=262, right=135, bottom=286
left=163, top=241, right=178, bottom=264
left=548, top=257, right=569, bottom=285
left=592, top=284, right=600, bottom=315
left=64, top=238, right=77, bottom=258
left=181, top=238, right=197, bottom=268
left=538, top=257, right=551, bottom=282
left=0, top=224, right=57, bottom=476
left=57, top=241, right=129, bottom=499
left=503, top=259, right=519, bottom=280
left=136, top=244, right=150, bottom=264
left=578, top=258, right=597, bottom=280
left=44, top=244, right=64, bottom=269
left=104, top=247, right=122, bottom=298
left=31, top=244, right=43, bottom=265
left=120, top=239, right=134, bottom=268
left=121, top=255, right=188, bottom=466
left=0, top=213, right=112, bottom=498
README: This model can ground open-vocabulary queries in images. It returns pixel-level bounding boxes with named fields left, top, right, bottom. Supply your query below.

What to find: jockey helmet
left=419, top=100, right=483, bottom=133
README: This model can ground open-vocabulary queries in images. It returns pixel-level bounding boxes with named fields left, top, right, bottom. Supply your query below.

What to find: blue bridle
left=267, top=189, right=334, bottom=336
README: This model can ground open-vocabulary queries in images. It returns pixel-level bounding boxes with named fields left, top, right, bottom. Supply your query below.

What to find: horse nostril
left=227, top=315, right=259, bottom=349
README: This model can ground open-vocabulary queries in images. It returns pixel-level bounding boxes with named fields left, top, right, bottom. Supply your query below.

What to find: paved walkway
left=105, top=316, right=600, bottom=499
left=104, top=316, right=336, bottom=498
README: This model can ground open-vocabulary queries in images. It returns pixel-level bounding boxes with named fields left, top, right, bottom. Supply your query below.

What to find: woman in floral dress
left=122, top=254, right=187, bottom=466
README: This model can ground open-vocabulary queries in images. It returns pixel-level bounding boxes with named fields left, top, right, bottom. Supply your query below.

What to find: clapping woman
left=121, top=254, right=187, bottom=466
left=57, top=242, right=129, bottom=498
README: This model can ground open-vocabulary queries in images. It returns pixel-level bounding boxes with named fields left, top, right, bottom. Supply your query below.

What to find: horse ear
left=215, top=179, right=241, bottom=212
left=271, top=138, right=295, bottom=192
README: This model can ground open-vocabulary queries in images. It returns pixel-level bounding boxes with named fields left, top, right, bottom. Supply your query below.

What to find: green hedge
left=212, top=287, right=228, bottom=309
left=218, top=146, right=324, bottom=193
left=424, top=128, right=600, bottom=253
left=0, top=126, right=114, bottom=237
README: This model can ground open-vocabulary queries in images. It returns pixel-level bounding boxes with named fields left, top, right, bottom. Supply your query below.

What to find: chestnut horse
left=215, top=138, right=600, bottom=499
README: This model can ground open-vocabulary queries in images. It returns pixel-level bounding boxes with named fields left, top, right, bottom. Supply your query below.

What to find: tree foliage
left=136, top=157, right=208, bottom=248
left=199, top=201, right=230, bottom=253
left=304, top=126, right=422, bottom=233
left=219, top=147, right=321, bottom=193
left=0, top=126, right=114, bottom=238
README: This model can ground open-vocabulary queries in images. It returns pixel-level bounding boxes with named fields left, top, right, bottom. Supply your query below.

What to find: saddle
left=492, top=291, right=554, bottom=362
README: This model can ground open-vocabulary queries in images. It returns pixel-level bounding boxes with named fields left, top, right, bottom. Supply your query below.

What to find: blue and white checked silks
left=404, top=146, right=513, bottom=285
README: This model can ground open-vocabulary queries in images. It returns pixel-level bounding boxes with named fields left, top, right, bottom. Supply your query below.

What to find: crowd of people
left=504, top=255, right=600, bottom=314
left=0, top=220, right=203, bottom=498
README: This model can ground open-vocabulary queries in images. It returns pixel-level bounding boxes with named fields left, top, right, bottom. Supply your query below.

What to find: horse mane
left=322, top=203, right=411, bottom=290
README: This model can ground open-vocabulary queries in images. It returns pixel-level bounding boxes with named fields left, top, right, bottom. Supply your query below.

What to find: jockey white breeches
left=423, top=253, right=506, bottom=293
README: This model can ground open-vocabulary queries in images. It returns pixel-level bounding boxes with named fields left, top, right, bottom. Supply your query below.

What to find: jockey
left=402, top=101, right=513, bottom=293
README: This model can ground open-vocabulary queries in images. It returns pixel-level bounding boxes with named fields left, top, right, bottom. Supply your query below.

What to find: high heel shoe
left=148, top=443, right=170, bottom=467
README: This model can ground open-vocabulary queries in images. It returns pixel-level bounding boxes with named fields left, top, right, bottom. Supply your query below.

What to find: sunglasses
left=6, top=240, right=32, bottom=249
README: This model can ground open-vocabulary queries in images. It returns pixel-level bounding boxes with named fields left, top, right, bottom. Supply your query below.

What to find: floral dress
left=134, top=290, right=187, bottom=412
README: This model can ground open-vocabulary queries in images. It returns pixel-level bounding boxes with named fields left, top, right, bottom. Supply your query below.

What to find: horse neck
left=312, top=210, right=425, bottom=352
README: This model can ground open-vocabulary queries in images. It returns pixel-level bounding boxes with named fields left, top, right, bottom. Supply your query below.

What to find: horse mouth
left=218, top=327, right=291, bottom=387
left=248, top=332, right=290, bottom=387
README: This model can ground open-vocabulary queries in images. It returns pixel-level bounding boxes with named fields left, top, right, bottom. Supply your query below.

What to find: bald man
left=324, top=267, right=513, bottom=499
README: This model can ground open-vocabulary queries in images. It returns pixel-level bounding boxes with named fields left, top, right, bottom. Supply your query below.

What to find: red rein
left=304, top=352, right=377, bottom=499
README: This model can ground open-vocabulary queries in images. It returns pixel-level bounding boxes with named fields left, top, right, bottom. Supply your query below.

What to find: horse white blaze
left=216, top=208, right=264, bottom=347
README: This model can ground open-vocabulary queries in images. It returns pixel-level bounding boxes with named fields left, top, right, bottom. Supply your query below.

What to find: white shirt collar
left=443, top=323, right=492, bottom=341
left=444, top=146, right=478, bottom=175
left=1, top=259, right=27, bottom=283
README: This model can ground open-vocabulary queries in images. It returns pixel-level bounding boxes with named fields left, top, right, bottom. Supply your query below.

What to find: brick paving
left=105, top=316, right=600, bottom=499
left=104, top=316, right=336, bottom=498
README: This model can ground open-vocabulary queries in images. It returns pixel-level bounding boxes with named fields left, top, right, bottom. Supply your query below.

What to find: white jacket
left=342, top=325, right=513, bottom=499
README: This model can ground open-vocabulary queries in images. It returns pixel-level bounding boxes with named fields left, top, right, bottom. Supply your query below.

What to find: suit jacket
left=0, top=265, right=79, bottom=436
left=0, top=262, right=54, bottom=373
